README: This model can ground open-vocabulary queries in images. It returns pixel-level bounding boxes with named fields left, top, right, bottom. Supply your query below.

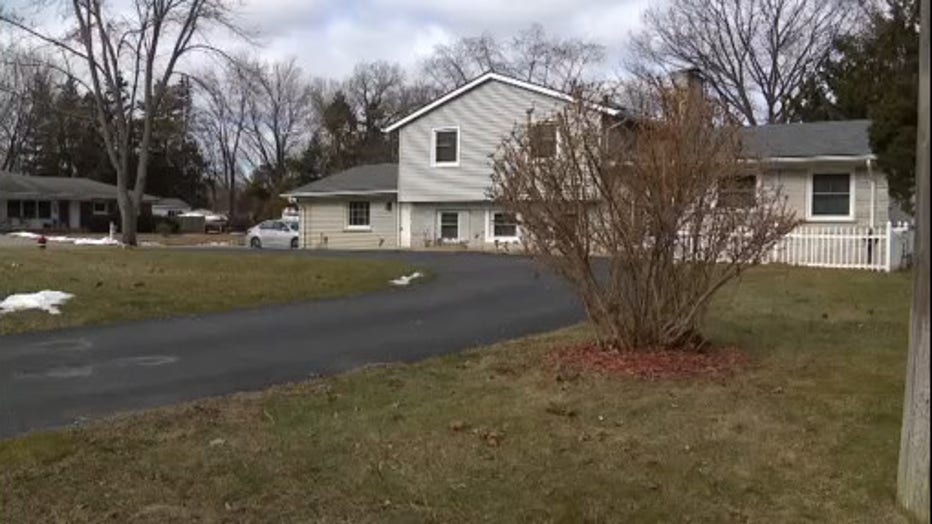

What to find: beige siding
left=761, top=163, right=889, bottom=227
left=297, top=196, right=397, bottom=250
left=398, top=80, right=568, bottom=202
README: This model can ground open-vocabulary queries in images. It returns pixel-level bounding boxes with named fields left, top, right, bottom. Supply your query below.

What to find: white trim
left=383, top=72, right=621, bottom=133
left=760, top=154, right=876, bottom=164
left=430, top=126, right=460, bottom=167
left=485, top=209, right=520, bottom=243
left=806, top=171, right=857, bottom=222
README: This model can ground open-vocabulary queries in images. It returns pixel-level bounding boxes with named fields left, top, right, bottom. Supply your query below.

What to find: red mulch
left=548, top=344, right=749, bottom=380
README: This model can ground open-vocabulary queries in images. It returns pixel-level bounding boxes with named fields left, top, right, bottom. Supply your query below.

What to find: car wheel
left=291, top=238, right=299, bottom=249
left=250, top=237, right=262, bottom=249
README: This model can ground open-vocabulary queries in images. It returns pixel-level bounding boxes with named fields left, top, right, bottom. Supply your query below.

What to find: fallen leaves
left=547, top=344, right=748, bottom=380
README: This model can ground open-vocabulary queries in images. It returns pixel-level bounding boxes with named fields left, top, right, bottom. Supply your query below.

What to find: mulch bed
left=548, top=344, right=749, bottom=380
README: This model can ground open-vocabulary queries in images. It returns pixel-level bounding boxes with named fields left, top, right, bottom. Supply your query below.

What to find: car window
left=258, top=221, right=273, bottom=230
left=288, top=222, right=299, bottom=231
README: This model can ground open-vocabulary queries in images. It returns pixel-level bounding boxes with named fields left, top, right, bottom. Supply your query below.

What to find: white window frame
left=431, top=126, right=460, bottom=167
left=806, top=171, right=856, bottom=222
left=92, top=201, right=109, bottom=215
left=345, top=201, right=372, bottom=231
left=437, top=210, right=465, bottom=242
left=485, top=209, right=520, bottom=243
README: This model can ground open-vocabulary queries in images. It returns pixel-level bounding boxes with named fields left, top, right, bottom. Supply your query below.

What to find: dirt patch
left=548, top=344, right=748, bottom=380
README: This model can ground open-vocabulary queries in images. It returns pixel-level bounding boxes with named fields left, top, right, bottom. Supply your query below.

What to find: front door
left=58, top=201, right=70, bottom=228
left=438, top=211, right=468, bottom=243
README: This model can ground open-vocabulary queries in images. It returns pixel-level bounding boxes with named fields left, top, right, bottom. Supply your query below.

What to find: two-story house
left=284, top=71, right=893, bottom=251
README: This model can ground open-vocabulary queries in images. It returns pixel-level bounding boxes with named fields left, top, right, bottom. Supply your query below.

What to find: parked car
left=246, top=220, right=299, bottom=249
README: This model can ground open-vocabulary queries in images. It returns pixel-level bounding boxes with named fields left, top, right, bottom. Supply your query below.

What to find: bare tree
left=1, top=0, right=242, bottom=244
left=241, top=57, right=313, bottom=188
left=491, top=81, right=798, bottom=350
left=631, top=0, right=853, bottom=124
left=0, top=46, right=55, bottom=172
left=192, top=61, right=250, bottom=219
left=421, top=24, right=605, bottom=91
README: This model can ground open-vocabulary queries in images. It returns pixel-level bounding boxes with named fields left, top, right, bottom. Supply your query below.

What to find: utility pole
left=897, top=0, right=930, bottom=520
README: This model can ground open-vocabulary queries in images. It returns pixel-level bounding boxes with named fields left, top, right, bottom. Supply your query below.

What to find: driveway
left=0, top=250, right=583, bottom=439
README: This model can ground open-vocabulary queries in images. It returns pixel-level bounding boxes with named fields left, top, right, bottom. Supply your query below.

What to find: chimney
left=671, top=67, right=704, bottom=94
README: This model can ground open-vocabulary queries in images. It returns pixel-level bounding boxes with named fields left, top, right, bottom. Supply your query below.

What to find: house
left=0, top=171, right=158, bottom=232
left=284, top=71, right=893, bottom=251
left=152, top=197, right=191, bottom=217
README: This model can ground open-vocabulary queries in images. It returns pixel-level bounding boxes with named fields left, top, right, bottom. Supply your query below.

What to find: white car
left=246, top=220, right=299, bottom=249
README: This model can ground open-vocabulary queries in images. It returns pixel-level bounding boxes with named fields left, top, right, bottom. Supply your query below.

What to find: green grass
left=0, top=248, right=413, bottom=335
left=0, top=266, right=913, bottom=522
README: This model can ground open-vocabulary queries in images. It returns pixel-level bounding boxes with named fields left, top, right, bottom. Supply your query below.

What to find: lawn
left=0, top=266, right=913, bottom=522
left=0, top=248, right=413, bottom=335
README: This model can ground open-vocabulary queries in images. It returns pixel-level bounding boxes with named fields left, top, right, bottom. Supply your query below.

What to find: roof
left=282, top=163, right=398, bottom=197
left=0, top=171, right=159, bottom=202
left=383, top=72, right=624, bottom=133
left=153, top=197, right=191, bottom=208
left=742, top=120, right=874, bottom=160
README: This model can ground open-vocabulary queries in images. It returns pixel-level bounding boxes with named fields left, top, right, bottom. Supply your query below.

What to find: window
left=347, top=201, right=370, bottom=228
left=529, top=122, right=557, bottom=158
left=440, top=212, right=459, bottom=240
left=718, top=175, right=757, bottom=208
left=259, top=221, right=274, bottom=230
left=492, top=212, right=518, bottom=238
left=37, top=201, right=51, bottom=219
left=433, top=128, right=459, bottom=165
left=811, top=173, right=852, bottom=218
left=7, top=200, right=21, bottom=218
left=22, top=200, right=36, bottom=219
left=93, top=201, right=109, bottom=215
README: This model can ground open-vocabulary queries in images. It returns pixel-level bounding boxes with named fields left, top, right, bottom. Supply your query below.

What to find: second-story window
left=433, top=128, right=459, bottom=166
left=529, top=121, right=557, bottom=158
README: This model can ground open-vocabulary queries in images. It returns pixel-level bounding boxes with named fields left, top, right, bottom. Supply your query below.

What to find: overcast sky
left=4, top=0, right=652, bottom=80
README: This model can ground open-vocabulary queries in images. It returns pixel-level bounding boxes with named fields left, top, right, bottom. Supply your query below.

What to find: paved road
left=0, top=250, right=583, bottom=439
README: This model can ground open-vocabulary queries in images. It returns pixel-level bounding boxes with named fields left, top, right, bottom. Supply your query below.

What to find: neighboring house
left=0, top=171, right=158, bottom=232
left=152, top=197, right=192, bottom=217
left=284, top=72, right=895, bottom=251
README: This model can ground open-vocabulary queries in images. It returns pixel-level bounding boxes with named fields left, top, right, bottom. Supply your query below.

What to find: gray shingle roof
left=742, top=120, right=873, bottom=158
left=0, top=171, right=159, bottom=202
left=154, top=197, right=191, bottom=208
left=284, top=163, right=398, bottom=196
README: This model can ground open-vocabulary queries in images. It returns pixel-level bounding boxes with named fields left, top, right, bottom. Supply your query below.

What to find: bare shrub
left=490, top=81, right=799, bottom=351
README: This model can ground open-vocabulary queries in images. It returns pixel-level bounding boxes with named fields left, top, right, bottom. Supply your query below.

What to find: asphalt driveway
left=0, top=250, right=583, bottom=439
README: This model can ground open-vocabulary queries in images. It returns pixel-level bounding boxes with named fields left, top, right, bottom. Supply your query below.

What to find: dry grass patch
left=0, top=266, right=913, bottom=522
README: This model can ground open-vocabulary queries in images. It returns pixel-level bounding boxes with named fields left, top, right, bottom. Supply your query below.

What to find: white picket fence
left=766, top=221, right=914, bottom=272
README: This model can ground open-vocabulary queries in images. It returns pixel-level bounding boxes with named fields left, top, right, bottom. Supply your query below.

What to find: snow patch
left=390, top=272, right=423, bottom=286
left=7, top=231, right=120, bottom=246
left=0, top=290, right=75, bottom=315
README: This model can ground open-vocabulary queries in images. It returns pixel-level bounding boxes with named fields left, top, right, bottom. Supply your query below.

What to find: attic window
left=432, top=128, right=459, bottom=166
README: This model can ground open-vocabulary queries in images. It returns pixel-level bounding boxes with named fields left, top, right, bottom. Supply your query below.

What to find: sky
left=3, top=0, right=652, bottom=81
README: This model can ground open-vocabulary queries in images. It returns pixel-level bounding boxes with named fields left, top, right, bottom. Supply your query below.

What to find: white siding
left=297, top=197, right=397, bottom=250
left=761, top=163, right=889, bottom=227
left=398, top=79, right=568, bottom=202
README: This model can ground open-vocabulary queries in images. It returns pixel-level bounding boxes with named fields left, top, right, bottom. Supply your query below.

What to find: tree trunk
left=120, top=199, right=138, bottom=246
left=897, top=0, right=929, bottom=520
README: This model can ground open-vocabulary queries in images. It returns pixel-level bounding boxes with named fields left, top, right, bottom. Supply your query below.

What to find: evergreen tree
left=792, top=0, right=920, bottom=211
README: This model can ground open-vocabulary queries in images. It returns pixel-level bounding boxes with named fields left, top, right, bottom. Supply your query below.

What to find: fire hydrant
left=37, top=235, right=48, bottom=250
